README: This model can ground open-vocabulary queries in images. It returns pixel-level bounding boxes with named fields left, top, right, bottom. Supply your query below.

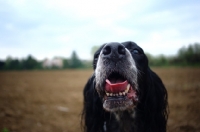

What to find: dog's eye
left=133, top=49, right=139, bottom=54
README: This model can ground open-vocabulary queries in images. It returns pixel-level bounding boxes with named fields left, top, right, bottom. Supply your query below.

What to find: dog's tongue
left=105, top=79, right=128, bottom=93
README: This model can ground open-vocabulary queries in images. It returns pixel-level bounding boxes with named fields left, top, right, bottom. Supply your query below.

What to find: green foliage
left=91, top=45, right=101, bottom=57
left=69, top=51, right=83, bottom=69
left=147, top=43, right=200, bottom=67
left=1, top=43, right=199, bottom=70
left=63, top=58, right=70, bottom=68
left=0, top=61, right=4, bottom=69
left=146, top=53, right=169, bottom=67
left=175, top=43, right=200, bottom=65
left=1, top=55, right=42, bottom=70
left=22, top=55, right=41, bottom=69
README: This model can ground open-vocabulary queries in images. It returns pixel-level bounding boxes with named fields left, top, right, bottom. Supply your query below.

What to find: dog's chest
left=104, top=111, right=136, bottom=132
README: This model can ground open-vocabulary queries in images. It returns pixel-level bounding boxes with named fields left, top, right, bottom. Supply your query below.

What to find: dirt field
left=0, top=68, right=200, bottom=132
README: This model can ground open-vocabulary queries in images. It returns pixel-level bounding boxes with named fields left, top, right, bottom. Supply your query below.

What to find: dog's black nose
left=102, top=42, right=125, bottom=59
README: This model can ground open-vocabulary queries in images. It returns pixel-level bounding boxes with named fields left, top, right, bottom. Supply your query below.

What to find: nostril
left=103, top=46, right=111, bottom=55
left=118, top=45, right=125, bottom=55
left=102, top=43, right=125, bottom=58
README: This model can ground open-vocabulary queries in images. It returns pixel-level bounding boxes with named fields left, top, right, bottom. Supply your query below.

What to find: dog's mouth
left=103, top=72, right=138, bottom=112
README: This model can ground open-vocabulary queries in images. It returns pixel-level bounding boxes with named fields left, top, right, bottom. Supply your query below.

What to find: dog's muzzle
left=95, top=42, right=138, bottom=112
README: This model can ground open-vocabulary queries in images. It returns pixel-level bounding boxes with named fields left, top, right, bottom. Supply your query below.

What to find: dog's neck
left=114, top=109, right=135, bottom=120
left=113, top=109, right=136, bottom=132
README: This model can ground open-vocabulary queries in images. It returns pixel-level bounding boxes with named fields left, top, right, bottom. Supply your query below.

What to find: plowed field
left=0, top=68, right=200, bottom=132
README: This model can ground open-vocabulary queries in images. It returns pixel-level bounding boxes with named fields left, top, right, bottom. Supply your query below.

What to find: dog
left=82, top=41, right=168, bottom=132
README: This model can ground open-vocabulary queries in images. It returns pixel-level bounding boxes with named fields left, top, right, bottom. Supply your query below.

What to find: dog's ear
left=148, top=69, right=168, bottom=132
left=136, top=68, right=168, bottom=132
left=82, top=74, right=105, bottom=132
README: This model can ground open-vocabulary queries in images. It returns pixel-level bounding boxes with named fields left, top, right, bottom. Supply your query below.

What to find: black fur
left=82, top=41, right=168, bottom=132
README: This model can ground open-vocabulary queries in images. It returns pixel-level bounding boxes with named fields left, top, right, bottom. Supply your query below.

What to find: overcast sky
left=0, top=0, right=200, bottom=60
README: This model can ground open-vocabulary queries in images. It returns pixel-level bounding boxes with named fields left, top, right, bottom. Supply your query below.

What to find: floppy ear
left=136, top=68, right=168, bottom=132
left=82, top=74, right=105, bottom=132
left=148, top=69, right=168, bottom=132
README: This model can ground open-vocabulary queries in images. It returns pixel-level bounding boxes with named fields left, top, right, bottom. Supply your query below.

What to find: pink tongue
left=105, top=79, right=128, bottom=93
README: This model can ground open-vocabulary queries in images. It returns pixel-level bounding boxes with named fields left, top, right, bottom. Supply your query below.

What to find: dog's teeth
left=125, top=89, right=128, bottom=93
left=125, top=84, right=130, bottom=93
left=127, top=84, right=130, bottom=90
left=106, top=90, right=129, bottom=97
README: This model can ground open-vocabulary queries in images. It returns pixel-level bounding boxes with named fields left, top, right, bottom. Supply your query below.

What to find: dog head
left=93, top=41, right=148, bottom=112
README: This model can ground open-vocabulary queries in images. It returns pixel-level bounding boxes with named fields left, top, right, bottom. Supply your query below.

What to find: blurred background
left=0, top=0, right=200, bottom=132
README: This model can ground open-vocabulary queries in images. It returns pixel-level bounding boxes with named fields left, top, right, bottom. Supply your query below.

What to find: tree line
left=147, top=42, right=200, bottom=67
left=0, top=43, right=200, bottom=70
left=0, top=51, right=90, bottom=70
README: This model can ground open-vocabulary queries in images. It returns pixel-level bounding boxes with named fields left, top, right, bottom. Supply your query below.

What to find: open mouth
left=103, top=72, right=138, bottom=111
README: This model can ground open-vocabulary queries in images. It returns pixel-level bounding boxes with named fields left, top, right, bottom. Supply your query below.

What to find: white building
left=42, top=58, right=63, bottom=68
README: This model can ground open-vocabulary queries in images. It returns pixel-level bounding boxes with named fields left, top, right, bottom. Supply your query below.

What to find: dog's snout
left=102, top=43, right=125, bottom=59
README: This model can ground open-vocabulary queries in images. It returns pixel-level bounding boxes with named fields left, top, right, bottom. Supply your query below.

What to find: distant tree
left=4, top=57, right=20, bottom=70
left=176, top=43, right=200, bottom=65
left=146, top=53, right=169, bottom=67
left=145, top=53, right=154, bottom=66
left=63, top=58, right=70, bottom=69
left=4, top=56, right=12, bottom=70
left=11, top=59, right=21, bottom=69
left=3, top=56, right=24, bottom=70
left=69, top=51, right=83, bottom=68
left=0, top=61, right=5, bottom=70
left=1, top=42, right=200, bottom=70
left=22, top=55, right=40, bottom=70
left=91, top=45, right=100, bottom=58
left=192, top=43, right=200, bottom=63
